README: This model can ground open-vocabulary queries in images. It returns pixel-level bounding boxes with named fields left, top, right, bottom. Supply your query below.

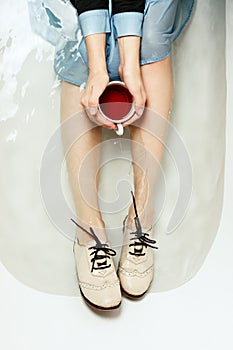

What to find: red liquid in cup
left=99, top=83, right=133, bottom=121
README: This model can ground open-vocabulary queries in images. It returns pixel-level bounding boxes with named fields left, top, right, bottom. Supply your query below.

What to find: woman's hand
left=80, top=70, right=116, bottom=129
left=117, top=36, right=147, bottom=127
left=118, top=64, right=147, bottom=127
left=80, top=33, right=116, bottom=130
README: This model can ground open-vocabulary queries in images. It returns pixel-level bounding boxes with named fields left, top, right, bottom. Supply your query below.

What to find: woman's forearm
left=117, top=35, right=146, bottom=120
left=118, top=36, right=141, bottom=72
left=85, top=33, right=108, bottom=74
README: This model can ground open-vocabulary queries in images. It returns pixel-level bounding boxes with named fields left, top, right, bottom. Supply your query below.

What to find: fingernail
left=137, top=108, right=144, bottom=116
left=89, top=107, right=97, bottom=115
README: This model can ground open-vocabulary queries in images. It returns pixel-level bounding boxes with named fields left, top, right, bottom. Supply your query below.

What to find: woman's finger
left=131, top=84, right=147, bottom=117
left=121, top=112, right=142, bottom=127
left=86, top=83, right=116, bottom=128
left=87, top=85, right=103, bottom=115
left=94, top=110, right=116, bottom=129
left=85, top=108, right=116, bottom=129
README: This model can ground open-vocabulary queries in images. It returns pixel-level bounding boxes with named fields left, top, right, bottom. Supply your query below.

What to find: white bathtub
left=0, top=1, right=232, bottom=348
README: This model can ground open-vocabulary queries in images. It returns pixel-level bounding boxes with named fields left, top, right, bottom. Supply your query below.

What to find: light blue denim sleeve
left=27, top=1, right=111, bottom=45
left=78, top=9, right=111, bottom=38
left=112, top=12, right=144, bottom=38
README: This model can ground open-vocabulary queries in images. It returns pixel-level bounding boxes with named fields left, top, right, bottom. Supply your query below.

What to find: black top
left=70, top=1, right=145, bottom=16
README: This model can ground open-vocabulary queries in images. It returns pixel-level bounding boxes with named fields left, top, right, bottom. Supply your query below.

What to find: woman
left=28, top=0, right=195, bottom=310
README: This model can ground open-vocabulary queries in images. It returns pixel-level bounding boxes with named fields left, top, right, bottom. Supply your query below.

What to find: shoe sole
left=120, top=284, right=149, bottom=300
left=79, top=287, right=121, bottom=311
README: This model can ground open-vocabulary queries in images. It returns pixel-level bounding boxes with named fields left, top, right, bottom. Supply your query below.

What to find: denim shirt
left=27, top=0, right=195, bottom=85
left=27, top=0, right=144, bottom=47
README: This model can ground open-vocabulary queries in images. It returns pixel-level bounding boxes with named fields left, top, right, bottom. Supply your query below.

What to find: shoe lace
left=127, top=191, right=158, bottom=256
left=70, top=218, right=116, bottom=272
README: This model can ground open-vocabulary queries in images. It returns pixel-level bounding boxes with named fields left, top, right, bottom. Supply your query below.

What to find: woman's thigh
left=140, top=55, right=173, bottom=117
left=140, top=0, right=195, bottom=65
left=60, top=81, right=83, bottom=121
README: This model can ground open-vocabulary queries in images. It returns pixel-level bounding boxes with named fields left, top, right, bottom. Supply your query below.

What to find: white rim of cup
left=98, top=80, right=135, bottom=123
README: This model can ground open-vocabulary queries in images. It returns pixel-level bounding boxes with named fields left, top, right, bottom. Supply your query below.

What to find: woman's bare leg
left=60, top=81, right=107, bottom=244
left=127, top=55, right=174, bottom=229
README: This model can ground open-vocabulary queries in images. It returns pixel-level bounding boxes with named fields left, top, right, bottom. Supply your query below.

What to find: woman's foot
left=117, top=191, right=158, bottom=298
left=71, top=218, right=122, bottom=310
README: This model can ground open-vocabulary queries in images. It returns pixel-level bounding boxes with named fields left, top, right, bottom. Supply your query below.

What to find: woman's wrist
left=89, top=67, right=109, bottom=77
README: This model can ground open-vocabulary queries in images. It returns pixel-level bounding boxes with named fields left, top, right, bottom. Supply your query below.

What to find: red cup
left=98, top=81, right=135, bottom=135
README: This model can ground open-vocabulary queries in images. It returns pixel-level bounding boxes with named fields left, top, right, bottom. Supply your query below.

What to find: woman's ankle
left=73, top=215, right=108, bottom=245
left=126, top=202, right=154, bottom=231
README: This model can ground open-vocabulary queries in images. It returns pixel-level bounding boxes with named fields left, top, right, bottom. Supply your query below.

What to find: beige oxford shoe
left=71, top=218, right=122, bottom=311
left=118, top=191, right=158, bottom=298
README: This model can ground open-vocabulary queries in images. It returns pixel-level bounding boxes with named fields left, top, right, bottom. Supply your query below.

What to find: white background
left=0, top=2, right=233, bottom=350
